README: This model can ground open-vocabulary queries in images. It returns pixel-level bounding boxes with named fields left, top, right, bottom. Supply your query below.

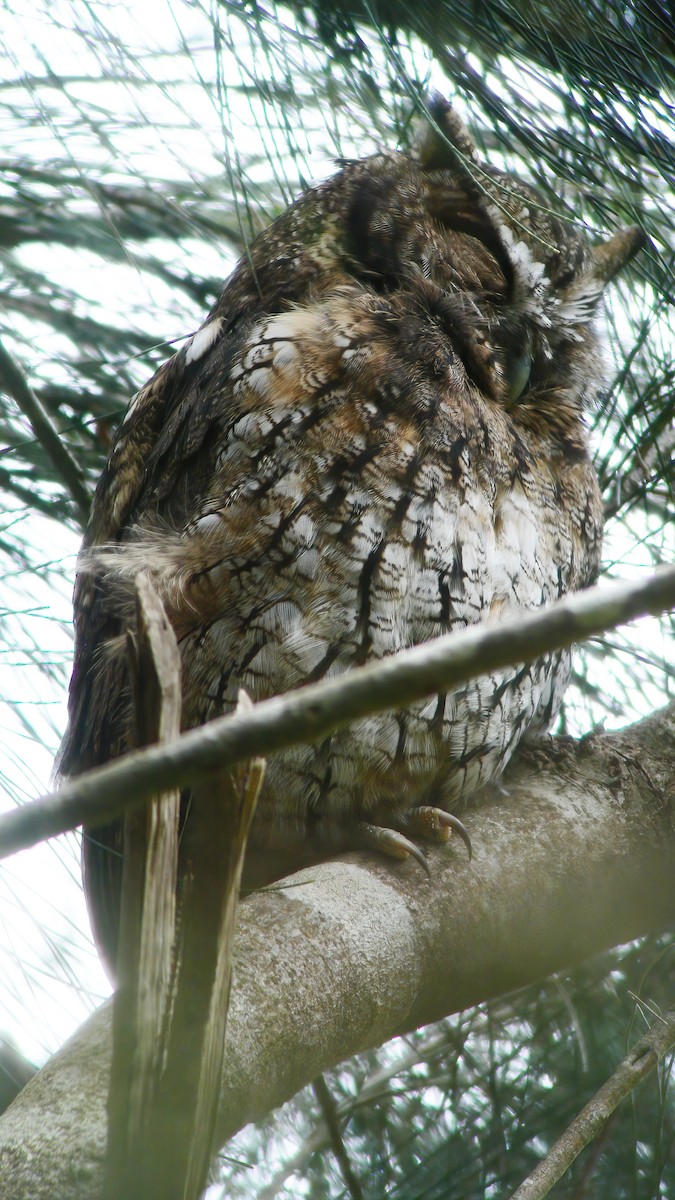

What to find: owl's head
left=411, top=96, right=645, bottom=407
left=416, top=97, right=644, bottom=326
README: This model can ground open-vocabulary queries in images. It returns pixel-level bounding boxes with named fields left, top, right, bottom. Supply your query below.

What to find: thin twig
left=258, top=1030, right=454, bottom=1199
left=1, top=566, right=674, bottom=861
left=312, top=1074, right=365, bottom=1200
left=509, top=1009, right=675, bottom=1200
left=603, top=423, right=675, bottom=522
left=0, top=463, right=74, bottom=522
left=0, top=339, right=90, bottom=523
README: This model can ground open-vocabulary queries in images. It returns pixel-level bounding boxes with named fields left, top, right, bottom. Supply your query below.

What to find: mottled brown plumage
left=58, top=100, right=643, bottom=971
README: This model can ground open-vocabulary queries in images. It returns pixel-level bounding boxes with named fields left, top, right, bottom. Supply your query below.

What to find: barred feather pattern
left=58, top=101, right=643, bottom=968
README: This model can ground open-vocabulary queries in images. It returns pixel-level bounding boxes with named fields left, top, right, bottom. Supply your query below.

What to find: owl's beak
left=590, top=225, right=648, bottom=286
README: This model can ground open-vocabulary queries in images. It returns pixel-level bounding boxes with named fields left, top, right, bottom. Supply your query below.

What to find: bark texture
left=0, top=704, right=673, bottom=1199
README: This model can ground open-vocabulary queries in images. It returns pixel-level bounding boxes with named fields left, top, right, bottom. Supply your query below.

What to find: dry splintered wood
left=103, top=576, right=182, bottom=1199
left=103, top=578, right=264, bottom=1200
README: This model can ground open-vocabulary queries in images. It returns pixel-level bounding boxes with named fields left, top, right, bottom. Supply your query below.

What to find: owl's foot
left=407, top=806, right=473, bottom=861
left=356, top=807, right=471, bottom=875
left=357, top=822, right=432, bottom=874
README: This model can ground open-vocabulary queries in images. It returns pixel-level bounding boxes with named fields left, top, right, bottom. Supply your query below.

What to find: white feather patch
left=121, top=389, right=142, bottom=426
left=184, top=317, right=223, bottom=365
left=491, top=215, right=551, bottom=325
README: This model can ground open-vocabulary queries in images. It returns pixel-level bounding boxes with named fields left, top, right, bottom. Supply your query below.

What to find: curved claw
left=436, top=811, right=473, bottom=861
left=406, top=805, right=473, bottom=862
left=357, top=822, right=431, bottom=877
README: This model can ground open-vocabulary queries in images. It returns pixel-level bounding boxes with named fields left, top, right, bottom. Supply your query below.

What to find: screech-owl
left=58, top=99, right=643, bottom=971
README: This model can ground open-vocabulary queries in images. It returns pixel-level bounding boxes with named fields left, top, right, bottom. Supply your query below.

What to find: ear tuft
left=415, top=94, right=479, bottom=170
left=590, top=225, right=648, bottom=287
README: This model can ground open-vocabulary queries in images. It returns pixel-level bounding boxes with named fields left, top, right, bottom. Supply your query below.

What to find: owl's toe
left=405, top=806, right=473, bottom=860
left=355, top=806, right=472, bottom=874
left=356, top=822, right=431, bottom=875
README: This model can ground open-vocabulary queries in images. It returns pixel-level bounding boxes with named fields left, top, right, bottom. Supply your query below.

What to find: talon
left=407, top=806, right=473, bottom=861
left=357, top=822, right=431, bottom=876
left=436, top=811, right=473, bottom=861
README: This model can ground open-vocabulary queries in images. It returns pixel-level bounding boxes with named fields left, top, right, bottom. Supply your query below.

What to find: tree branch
left=1, top=566, right=675, bottom=862
left=509, top=1007, right=675, bottom=1200
left=0, top=339, right=90, bottom=524
left=312, top=1075, right=365, bottom=1200
left=0, top=703, right=673, bottom=1199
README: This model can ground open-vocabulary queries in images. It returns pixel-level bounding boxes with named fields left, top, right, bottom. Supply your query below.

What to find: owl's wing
left=62, top=316, right=263, bottom=976
left=58, top=309, right=250, bottom=777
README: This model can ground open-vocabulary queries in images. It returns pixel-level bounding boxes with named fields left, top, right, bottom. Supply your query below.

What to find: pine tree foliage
left=0, top=1, right=672, bottom=1196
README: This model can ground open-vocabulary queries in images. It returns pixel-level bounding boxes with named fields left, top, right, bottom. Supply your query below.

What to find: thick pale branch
left=0, top=704, right=673, bottom=1200
left=1, top=567, right=675, bottom=862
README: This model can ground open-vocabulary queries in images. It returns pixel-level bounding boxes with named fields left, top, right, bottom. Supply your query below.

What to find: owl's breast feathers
left=60, top=106, right=644, bottom=952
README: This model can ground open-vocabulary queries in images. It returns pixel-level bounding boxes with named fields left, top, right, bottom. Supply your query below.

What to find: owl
left=58, top=99, right=643, bottom=972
